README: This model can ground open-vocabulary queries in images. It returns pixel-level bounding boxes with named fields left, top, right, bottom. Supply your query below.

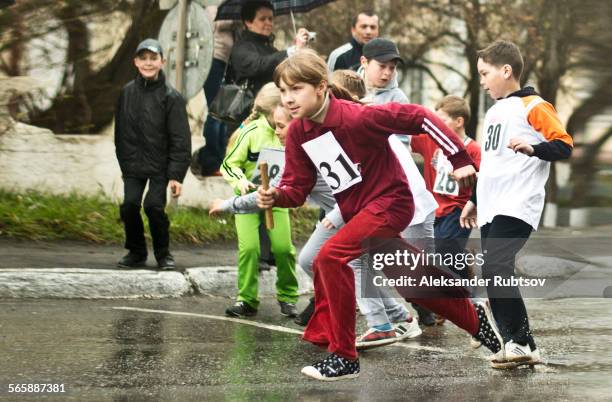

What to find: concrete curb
left=0, top=266, right=313, bottom=299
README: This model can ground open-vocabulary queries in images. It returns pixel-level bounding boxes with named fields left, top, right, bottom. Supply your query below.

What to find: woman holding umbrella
left=230, top=1, right=310, bottom=96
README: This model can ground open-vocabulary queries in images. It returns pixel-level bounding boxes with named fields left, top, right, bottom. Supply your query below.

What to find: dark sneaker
left=356, top=328, right=398, bottom=350
left=117, top=252, right=147, bottom=268
left=279, top=301, right=298, bottom=317
left=157, top=254, right=176, bottom=270
left=301, top=354, right=360, bottom=381
left=258, top=261, right=272, bottom=272
left=412, top=303, right=436, bottom=326
left=294, top=297, right=315, bottom=326
left=473, top=300, right=505, bottom=355
left=225, top=301, right=257, bottom=317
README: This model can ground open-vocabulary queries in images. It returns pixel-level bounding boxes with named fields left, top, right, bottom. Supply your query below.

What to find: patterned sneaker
left=301, top=354, right=360, bottom=381
left=490, top=341, right=542, bottom=369
left=393, top=317, right=422, bottom=341
left=225, top=301, right=257, bottom=317
left=356, top=328, right=399, bottom=350
left=473, top=300, right=504, bottom=356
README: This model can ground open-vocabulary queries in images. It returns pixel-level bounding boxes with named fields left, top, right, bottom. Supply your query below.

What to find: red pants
left=303, top=209, right=479, bottom=360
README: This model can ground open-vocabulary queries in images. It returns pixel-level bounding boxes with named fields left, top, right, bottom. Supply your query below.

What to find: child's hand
left=321, top=217, right=336, bottom=230
left=208, top=199, right=225, bottom=216
left=451, top=165, right=477, bottom=188
left=459, top=201, right=477, bottom=229
left=507, top=138, right=534, bottom=156
left=238, top=179, right=256, bottom=195
left=169, top=180, right=182, bottom=198
left=256, top=186, right=278, bottom=209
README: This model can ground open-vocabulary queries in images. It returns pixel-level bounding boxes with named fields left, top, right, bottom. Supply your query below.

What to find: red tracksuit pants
left=303, top=209, right=480, bottom=360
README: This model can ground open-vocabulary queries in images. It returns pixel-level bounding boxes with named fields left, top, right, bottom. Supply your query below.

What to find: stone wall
left=0, top=126, right=233, bottom=207
left=0, top=76, right=233, bottom=207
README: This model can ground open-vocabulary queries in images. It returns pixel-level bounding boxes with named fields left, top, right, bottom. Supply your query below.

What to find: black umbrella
left=0, top=0, right=16, bottom=9
left=215, top=0, right=336, bottom=31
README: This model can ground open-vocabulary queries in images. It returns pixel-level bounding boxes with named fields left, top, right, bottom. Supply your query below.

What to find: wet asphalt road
left=1, top=297, right=611, bottom=401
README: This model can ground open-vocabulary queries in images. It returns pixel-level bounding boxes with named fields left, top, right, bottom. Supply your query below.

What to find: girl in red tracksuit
left=257, top=50, right=504, bottom=381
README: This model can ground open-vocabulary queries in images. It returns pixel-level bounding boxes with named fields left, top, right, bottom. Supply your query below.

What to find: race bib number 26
left=301, top=132, right=362, bottom=194
left=434, top=165, right=459, bottom=196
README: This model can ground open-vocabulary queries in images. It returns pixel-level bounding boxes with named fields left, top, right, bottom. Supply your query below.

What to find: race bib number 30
left=483, top=117, right=507, bottom=156
left=302, top=132, right=362, bottom=194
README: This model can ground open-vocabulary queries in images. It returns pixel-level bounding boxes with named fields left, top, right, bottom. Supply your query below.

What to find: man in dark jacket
left=114, top=38, right=191, bottom=270
left=327, top=11, right=379, bottom=72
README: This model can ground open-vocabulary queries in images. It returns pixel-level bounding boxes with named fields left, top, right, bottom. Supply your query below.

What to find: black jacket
left=115, top=71, right=192, bottom=182
left=328, top=37, right=363, bottom=72
left=229, top=30, right=287, bottom=95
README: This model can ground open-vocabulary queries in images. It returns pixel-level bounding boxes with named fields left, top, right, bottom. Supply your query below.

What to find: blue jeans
left=434, top=207, right=473, bottom=279
left=200, top=58, right=228, bottom=175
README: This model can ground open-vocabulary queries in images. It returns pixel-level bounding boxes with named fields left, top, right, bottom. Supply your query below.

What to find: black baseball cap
left=363, top=38, right=404, bottom=64
left=135, top=38, right=164, bottom=58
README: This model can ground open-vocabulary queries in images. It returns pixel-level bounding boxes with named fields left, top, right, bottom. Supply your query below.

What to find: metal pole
left=170, top=0, right=188, bottom=210
left=175, top=0, right=188, bottom=96
left=290, top=10, right=297, bottom=36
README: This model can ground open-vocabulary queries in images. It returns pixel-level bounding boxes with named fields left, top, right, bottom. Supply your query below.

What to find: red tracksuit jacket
left=275, top=96, right=474, bottom=232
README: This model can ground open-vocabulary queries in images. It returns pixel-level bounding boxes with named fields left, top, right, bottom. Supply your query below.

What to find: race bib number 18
left=252, top=147, right=285, bottom=184
left=302, top=131, right=362, bottom=194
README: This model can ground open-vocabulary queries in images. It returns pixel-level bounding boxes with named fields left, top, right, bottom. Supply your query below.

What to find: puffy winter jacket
left=229, top=30, right=287, bottom=95
left=114, top=71, right=191, bottom=182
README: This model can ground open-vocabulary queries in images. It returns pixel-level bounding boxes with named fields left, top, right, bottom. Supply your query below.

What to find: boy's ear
left=360, top=55, right=368, bottom=69
left=502, top=64, right=513, bottom=80
left=456, top=116, right=465, bottom=129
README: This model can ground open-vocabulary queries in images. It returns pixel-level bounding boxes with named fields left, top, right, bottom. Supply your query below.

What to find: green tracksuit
left=220, top=115, right=297, bottom=308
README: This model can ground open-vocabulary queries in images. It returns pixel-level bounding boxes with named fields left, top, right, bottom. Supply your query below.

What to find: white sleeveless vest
left=477, top=96, right=550, bottom=230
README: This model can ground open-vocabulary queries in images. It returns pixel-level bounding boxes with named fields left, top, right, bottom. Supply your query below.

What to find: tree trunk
left=28, top=0, right=167, bottom=134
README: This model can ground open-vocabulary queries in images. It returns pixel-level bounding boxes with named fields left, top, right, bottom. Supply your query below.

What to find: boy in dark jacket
left=114, top=38, right=191, bottom=270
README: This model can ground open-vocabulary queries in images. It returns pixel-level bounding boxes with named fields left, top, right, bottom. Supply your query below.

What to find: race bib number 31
left=302, top=131, right=362, bottom=194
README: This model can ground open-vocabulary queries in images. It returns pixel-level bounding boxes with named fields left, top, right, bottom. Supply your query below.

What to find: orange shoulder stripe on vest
left=523, top=97, right=573, bottom=147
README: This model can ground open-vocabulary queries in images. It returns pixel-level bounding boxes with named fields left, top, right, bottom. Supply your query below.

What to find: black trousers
left=481, top=215, right=536, bottom=349
left=120, top=177, right=170, bottom=260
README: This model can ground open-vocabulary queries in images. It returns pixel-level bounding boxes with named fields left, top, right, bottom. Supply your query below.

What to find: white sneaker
left=490, top=341, right=542, bottom=369
left=393, top=318, right=422, bottom=340
left=469, top=336, right=482, bottom=349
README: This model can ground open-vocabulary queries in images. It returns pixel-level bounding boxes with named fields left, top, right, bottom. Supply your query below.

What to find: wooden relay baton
left=259, top=161, right=275, bottom=229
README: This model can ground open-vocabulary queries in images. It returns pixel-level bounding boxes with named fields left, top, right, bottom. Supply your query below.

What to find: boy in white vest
left=460, top=40, right=573, bottom=368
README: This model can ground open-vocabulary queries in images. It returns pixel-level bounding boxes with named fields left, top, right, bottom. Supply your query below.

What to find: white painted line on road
left=113, top=306, right=303, bottom=335
left=112, top=306, right=448, bottom=353
left=392, top=342, right=447, bottom=353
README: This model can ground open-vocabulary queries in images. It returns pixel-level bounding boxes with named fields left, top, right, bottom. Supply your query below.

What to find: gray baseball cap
left=135, top=38, right=164, bottom=57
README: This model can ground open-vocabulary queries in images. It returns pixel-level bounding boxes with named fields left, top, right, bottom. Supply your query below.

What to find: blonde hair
left=435, top=95, right=471, bottom=124
left=330, top=70, right=366, bottom=100
left=273, top=49, right=359, bottom=103
left=245, top=82, right=281, bottom=124
left=225, top=82, right=281, bottom=153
